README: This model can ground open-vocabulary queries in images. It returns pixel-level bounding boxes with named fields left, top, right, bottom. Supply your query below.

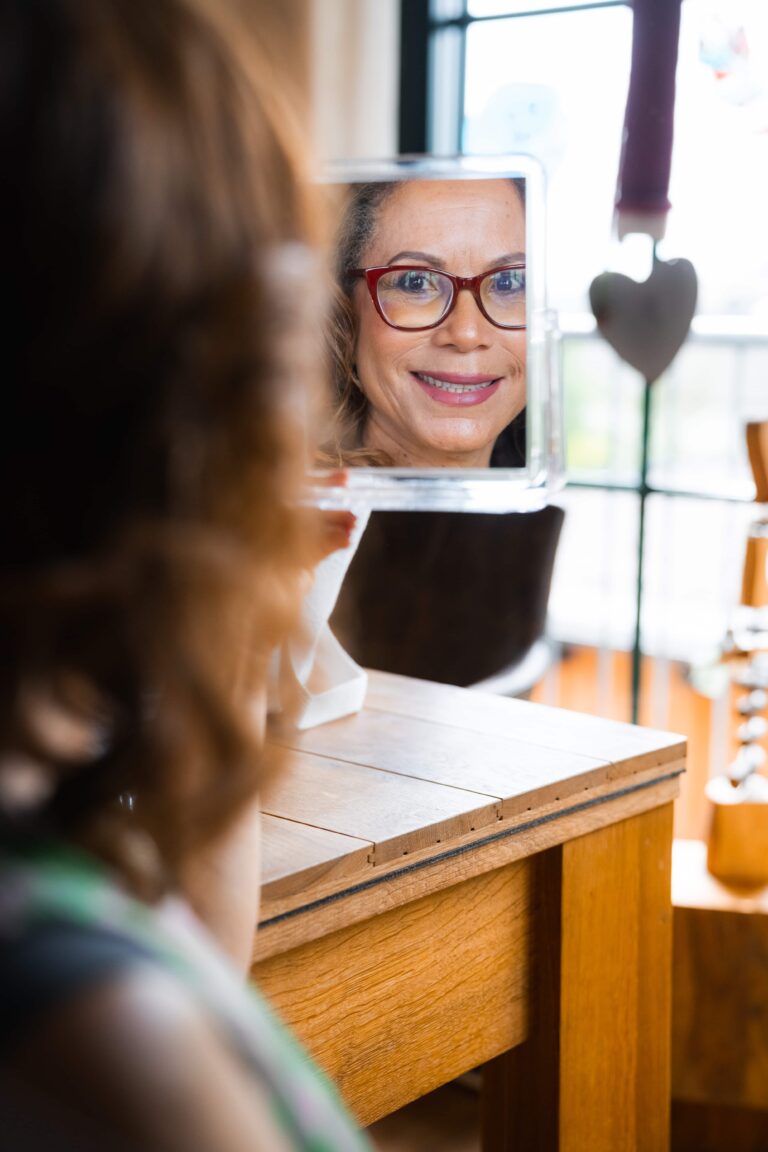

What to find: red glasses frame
left=349, top=263, right=527, bottom=332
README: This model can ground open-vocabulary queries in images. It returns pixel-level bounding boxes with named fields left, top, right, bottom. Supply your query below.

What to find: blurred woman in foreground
left=0, top=0, right=368, bottom=1148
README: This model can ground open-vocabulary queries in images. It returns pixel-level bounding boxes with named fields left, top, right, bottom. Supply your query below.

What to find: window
left=411, top=1, right=768, bottom=712
left=428, top=0, right=768, bottom=317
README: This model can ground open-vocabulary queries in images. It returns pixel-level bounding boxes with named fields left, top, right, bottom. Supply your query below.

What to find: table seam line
left=267, top=751, right=508, bottom=801
left=258, top=768, right=684, bottom=930
left=271, top=731, right=613, bottom=774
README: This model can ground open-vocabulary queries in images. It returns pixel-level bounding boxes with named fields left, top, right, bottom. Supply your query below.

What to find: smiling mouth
left=414, top=372, right=500, bottom=394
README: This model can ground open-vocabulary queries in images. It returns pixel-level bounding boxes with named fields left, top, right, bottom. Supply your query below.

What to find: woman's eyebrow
left=384, top=250, right=526, bottom=270
left=387, top=250, right=445, bottom=268
left=488, top=252, right=526, bottom=269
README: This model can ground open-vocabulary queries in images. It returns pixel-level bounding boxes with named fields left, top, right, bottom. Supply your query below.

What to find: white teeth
left=416, top=372, right=496, bottom=393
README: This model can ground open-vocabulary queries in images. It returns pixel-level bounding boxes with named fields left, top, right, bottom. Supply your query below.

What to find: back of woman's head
left=0, top=0, right=317, bottom=877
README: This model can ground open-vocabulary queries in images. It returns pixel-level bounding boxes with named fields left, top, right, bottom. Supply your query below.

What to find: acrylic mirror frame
left=308, top=154, right=565, bottom=513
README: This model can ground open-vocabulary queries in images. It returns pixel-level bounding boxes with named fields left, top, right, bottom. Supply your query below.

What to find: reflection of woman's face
left=353, top=179, right=526, bottom=468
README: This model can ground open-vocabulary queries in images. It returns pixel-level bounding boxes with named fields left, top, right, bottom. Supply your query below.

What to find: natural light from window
left=453, top=0, right=768, bottom=661
left=462, top=0, right=768, bottom=318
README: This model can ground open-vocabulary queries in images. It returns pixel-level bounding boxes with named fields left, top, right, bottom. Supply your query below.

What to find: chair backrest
left=330, top=505, right=565, bottom=688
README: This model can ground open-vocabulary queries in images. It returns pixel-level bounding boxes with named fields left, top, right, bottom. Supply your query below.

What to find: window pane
left=462, top=7, right=632, bottom=310
left=547, top=489, right=640, bottom=650
left=665, top=0, right=768, bottom=316
left=561, top=333, right=643, bottom=486
left=431, top=0, right=464, bottom=19
left=428, top=27, right=463, bottom=153
left=560, top=328, right=768, bottom=496
left=648, top=336, right=768, bottom=499
left=549, top=489, right=753, bottom=661
left=641, top=495, right=754, bottom=661
left=468, top=0, right=621, bottom=15
left=458, top=0, right=768, bottom=317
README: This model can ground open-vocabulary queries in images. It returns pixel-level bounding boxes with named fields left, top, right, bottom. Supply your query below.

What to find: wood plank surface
left=254, top=861, right=531, bottom=1126
left=261, top=674, right=682, bottom=931
left=260, top=750, right=501, bottom=864
left=260, top=813, right=372, bottom=899
left=276, top=709, right=610, bottom=809
left=364, top=671, right=684, bottom=773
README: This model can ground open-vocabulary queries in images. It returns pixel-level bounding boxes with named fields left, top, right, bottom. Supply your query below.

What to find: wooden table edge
left=254, top=765, right=683, bottom=962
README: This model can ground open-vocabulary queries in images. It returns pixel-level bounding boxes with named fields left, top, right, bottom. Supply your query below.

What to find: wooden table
left=253, top=671, right=685, bottom=1151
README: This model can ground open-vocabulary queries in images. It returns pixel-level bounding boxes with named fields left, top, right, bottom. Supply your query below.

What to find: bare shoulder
left=2, top=963, right=295, bottom=1152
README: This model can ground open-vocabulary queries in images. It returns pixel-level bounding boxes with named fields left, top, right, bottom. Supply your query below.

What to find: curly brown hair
left=0, top=0, right=320, bottom=880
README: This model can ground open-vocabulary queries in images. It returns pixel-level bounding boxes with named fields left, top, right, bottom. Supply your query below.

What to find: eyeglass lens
left=376, top=267, right=525, bottom=330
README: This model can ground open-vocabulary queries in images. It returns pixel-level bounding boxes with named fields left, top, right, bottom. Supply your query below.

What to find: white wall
left=310, top=0, right=400, bottom=161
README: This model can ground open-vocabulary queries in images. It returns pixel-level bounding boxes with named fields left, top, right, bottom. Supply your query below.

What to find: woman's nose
left=432, top=288, right=492, bottom=350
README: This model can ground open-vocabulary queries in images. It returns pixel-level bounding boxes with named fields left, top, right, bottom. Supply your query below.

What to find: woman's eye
left=489, top=268, right=525, bottom=296
left=391, top=270, right=440, bottom=295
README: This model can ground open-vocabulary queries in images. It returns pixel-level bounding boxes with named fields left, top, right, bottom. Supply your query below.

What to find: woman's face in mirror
left=352, top=178, right=526, bottom=468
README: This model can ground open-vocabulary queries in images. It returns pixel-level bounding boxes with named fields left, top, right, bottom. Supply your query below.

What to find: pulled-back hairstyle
left=328, top=182, right=399, bottom=460
left=0, top=0, right=318, bottom=880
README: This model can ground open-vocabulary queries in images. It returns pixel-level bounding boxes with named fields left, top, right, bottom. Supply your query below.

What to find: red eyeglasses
left=349, top=263, right=526, bottom=331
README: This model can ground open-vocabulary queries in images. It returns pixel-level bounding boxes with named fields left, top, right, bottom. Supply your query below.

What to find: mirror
left=309, top=155, right=564, bottom=513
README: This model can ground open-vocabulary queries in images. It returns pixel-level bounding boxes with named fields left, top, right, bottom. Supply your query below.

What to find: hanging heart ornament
left=589, top=258, right=698, bottom=382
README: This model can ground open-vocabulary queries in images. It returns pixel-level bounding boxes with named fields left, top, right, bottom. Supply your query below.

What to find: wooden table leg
left=482, top=803, right=673, bottom=1152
